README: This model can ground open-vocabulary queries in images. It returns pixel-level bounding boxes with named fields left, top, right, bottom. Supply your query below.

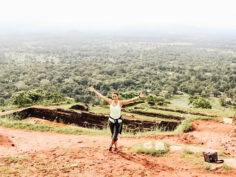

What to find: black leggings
left=109, top=120, right=121, bottom=142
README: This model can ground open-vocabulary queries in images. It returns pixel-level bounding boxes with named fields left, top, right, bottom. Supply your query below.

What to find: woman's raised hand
left=139, top=93, right=146, bottom=98
left=88, top=87, right=95, bottom=92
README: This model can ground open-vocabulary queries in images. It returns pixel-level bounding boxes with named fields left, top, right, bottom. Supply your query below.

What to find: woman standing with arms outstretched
left=88, top=87, right=146, bottom=153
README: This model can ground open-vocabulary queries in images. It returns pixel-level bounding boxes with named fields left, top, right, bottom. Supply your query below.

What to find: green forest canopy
left=0, top=34, right=235, bottom=106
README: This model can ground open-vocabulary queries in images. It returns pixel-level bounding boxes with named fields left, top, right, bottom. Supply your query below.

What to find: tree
left=0, top=98, right=5, bottom=106
left=9, top=89, right=74, bottom=107
left=219, top=96, right=227, bottom=106
left=233, top=94, right=236, bottom=104
left=146, top=94, right=169, bottom=106
left=212, top=89, right=221, bottom=97
left=120, top=91, right=139, bottom=99
left=189, top=95, right=212, bottom=109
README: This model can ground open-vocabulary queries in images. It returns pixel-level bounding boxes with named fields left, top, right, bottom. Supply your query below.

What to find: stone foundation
left=11, top=106, right=181, bottom=132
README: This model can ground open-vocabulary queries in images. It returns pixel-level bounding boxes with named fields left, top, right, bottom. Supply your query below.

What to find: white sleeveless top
left=109, top=100, right=121, bottom=119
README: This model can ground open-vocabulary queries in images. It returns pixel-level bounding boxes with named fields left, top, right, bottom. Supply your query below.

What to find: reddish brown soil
left=0, top=134, right=14, bottom=147
left=0, top=119, right=236, bottom=176
left=26, top=117, right=69, bottom=127
left=189, top=120, right=236, bottom=157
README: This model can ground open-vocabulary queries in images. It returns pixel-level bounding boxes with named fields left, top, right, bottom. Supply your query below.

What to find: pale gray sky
left=0, top=0, right=236, bottom=29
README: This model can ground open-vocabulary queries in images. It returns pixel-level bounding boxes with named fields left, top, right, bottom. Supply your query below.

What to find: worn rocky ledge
left=125, top=109, right=184, bottom=120
left=122, top=101, right=145, bottom=108
left=8, top=106, right=181, bottom=132
left=150, top=106, right=218, bottom=118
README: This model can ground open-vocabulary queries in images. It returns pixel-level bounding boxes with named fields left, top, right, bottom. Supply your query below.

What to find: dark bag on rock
left=202, top=152, right=224, bottom=163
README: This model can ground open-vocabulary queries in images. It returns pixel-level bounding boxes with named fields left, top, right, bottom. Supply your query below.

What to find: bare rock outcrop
left=69, top=104, right=89, bottom=111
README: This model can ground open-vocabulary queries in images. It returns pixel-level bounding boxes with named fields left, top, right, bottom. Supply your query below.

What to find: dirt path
left=0, top=120, right=236, bottom=176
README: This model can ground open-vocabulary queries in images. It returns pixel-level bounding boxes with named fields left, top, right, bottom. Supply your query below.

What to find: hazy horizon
left=1, top=0, right=236, bottom=35
left=1, top=24, right=236, bottom=43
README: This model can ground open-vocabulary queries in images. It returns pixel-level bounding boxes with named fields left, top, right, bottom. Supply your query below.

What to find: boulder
left=155, top=141, right=166, bottom=151
left=69, top=104, right=89, bottom=111
left=143, top=141, right=153, bottom=149
left=143, top=141, right=166, bottom=151
left=223, top=117, right=233, bottom=124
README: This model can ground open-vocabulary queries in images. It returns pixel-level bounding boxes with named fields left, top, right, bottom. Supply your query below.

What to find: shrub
left=189, top=95, right=200, bottom=104
left=192, top=98, right=212, bottom=109
left=222, top=164, right=232, bottom=171
left=119, top=91, right=139, bottom=99
left=175, top=119, right=193, bottom=133
left=146, top=94, right=169, bottom=106
left=189, top=95, right=212, bottom=109
left=0, top=98, right=6, bottom=106
left=219, top=96, right=227, bottom=106
left=204, top=164, right=212, bottom=170
left=8, top=89, right=74, bottom=107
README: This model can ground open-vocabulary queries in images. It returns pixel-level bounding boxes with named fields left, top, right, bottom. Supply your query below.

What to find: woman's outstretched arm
left=120, top=93, right=146, bottom=106
left=88, top=87, right=112, bottom=104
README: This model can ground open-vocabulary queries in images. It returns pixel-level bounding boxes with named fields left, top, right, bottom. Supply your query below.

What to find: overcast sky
left=0, top=0, right=236, bottom=30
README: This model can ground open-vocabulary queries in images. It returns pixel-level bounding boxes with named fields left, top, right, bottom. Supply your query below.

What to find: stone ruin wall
left=13, top=107, right=180, bottom=133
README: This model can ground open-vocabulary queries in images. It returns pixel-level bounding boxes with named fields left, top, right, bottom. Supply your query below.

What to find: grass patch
left=180, top=147, right=231, bottom=171
left=124, top=112, right=180, bottom=122
left=49, top=104, right=75, bottom=110
left=0, top=156, right=30, bottom=176
left=180, top=149, right=204, bottom=166
left=122, top=128, right=176, bottom=137
left=204, top=164, right=212, bottom=170
left=5, top=156, right=19, bottom=163
left=0, top=105, right=19, bottom=112
left=174, top=116, right=222, bottom=134
left=131, top=141, right=169, bottom=156
left=89, top=105, right=110, bottom=114
left=4, top=156, right=29, bottom=164
left=169, top=93, right=190, bottom=108
left=0, top=166, right=12, bottom=176
left=169, top=98, right=235, bottom=118
left=175, top=119, right=193, bottom=133
left=218, top=151, right=227, bottom=159
left=222, top=164, right=232, bottom=171
left=0, top=116, right=110, bottom=136
left=146, top=107, right=187, bottom=117
left=182, top=148, right=194, bottom=155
